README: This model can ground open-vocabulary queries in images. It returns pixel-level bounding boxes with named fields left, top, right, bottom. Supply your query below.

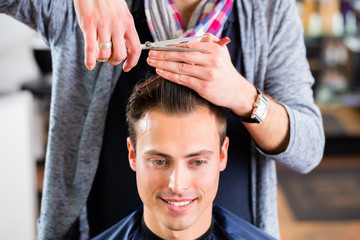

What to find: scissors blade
left=152, top=35, right=205, bottom=47
left=141, top=46, right=207, bottom=52
left=141, top=35, right=206, bottom=51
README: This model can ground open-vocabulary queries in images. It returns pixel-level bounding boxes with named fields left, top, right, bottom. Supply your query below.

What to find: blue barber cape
left=91, top=205, right=276, bottom=240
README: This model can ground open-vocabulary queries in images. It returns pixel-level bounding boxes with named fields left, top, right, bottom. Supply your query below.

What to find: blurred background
left=277, top=1, right=360, bottom=240
left=0, top=0, right=359, bottom=239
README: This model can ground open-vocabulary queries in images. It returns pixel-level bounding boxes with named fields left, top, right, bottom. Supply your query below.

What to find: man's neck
left=143, top=204, right=213, bottom=240
left=172, top=0, right=202, bottom=29
left=142, top=216, right=214, bottom=240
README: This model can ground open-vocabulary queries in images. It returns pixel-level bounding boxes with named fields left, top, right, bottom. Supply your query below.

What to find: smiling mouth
left=163, top=199, right=195, bottom=207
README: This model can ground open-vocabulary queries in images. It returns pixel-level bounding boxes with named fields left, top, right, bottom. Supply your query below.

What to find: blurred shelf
left=320, top=104, right=360, bottom=155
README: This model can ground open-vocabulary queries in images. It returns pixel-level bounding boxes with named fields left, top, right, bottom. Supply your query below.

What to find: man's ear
left=127, top=137, right=136, bottom=172
left=219, top=136, right=229, bottom=172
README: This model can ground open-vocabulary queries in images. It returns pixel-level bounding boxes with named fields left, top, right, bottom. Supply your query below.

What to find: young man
left=92, top=76, right=275, bottom=239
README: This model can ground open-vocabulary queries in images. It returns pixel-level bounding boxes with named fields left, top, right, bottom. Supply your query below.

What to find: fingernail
left=156, top=68, right=163, bottom=73
left=149, top=51, right=158, bottom=57
left=217, top=37, right=231, bottom=46
left=87, top=65, right=94, bottom=70
left=147, top=57, right=156, bottom=64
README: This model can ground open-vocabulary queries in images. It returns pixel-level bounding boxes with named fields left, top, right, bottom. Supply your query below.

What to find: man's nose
left=168, top=164, right=190, bottom=193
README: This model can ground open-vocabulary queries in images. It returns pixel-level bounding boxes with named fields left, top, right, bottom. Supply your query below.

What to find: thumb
left=201, top=33, right=220, bottom=43
left=216, top=37, right=231, bottom=46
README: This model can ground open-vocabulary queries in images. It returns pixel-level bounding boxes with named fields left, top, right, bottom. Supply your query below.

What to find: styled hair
left=126, top=75, right=227, bottom=149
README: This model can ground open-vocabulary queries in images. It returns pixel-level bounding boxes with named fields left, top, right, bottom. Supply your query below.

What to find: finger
left=201, top=34, right=231, bottom=46
left=84, top=27, right=97, bottom=70
left=147, top=58, right=208, bottom=80
left=175, top=37, right=232, bottom=61
left=148, top=49, right=210, bottom=67
left=201, top=33, right=220, bottom=43
left=155, top=68, right=209, bottom=97
left=122, top=23, right=141, bottom=72
left=96, top=28, right=112, bottom=62
left=108, top=29, right=127, bottom=66
left=217, top=37, right=231, bottom=46
left=96, top=40, right=112, bottom=61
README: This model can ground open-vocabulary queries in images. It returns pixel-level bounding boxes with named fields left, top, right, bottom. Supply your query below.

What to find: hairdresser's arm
left=147, top=34, right=289, bottom=154
left=73, top=0, right=141, bottom=70
left=147, top=1, right=324, bottom=174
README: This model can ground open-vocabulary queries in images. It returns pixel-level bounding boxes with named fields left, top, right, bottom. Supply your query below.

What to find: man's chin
left=162, top=219, right=193, bottom=232
left=160, top=209, right=201, bottom=232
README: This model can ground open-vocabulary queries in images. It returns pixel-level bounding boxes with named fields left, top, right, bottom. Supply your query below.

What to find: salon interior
left=1, top=0, right=360, bottom=239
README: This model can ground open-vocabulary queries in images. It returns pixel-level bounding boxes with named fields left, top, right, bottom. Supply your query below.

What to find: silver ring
left=96, top=58, right=109, bottom=62
left=99, top=41, right=112, bottom=49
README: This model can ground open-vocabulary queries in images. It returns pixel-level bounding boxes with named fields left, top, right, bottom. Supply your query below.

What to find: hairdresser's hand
left=146, top=33, right=257, bottom=118
left=148, top=33, right=291, bottom=154
left=74, top=0, right=141, bottom=71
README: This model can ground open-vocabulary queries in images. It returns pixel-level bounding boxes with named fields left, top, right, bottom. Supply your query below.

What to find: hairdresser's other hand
left=146, top=33, right=257, bottom=118
left=74, top=0, right=141, bottom=71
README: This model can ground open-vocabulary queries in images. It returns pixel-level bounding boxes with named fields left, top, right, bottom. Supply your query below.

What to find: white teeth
left=166, top=200, right=192, bottom=207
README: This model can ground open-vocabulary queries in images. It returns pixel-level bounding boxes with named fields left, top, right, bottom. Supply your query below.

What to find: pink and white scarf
left=144, top=0, right=233, bottom=41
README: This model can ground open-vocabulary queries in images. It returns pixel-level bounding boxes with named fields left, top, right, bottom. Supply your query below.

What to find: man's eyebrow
left=143, top=150, right=214, bottom=159
left=185, top=150, right=214, bottom=158
left=143, top=150, right=172, bottom=158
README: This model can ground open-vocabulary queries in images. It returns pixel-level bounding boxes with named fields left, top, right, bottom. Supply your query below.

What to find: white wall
left=0, top=92, right=37, bottom=240
left=0, top=14, right=40, bottom=93
left=0, top=15, right=46, bottom=240
left=0, top=14, right=46, bottom=159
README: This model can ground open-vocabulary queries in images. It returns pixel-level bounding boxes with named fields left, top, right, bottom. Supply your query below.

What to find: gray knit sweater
left=1, top=0, right=325, bottom=239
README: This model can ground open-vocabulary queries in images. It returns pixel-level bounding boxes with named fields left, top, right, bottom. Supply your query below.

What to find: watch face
left=254, top=95, right=268, bottom=123
left=257, top=102, right=267, bottom=119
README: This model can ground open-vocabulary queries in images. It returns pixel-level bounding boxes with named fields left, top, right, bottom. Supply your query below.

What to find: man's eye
left=153, top=159, right=166, bottom=166
left=192, top=160, right=205, bottom=166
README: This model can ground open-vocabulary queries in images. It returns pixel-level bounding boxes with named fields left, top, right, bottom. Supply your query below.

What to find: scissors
left=96, top=35, right=208, bottom=62
left=141, top=35, right=207, bottom=52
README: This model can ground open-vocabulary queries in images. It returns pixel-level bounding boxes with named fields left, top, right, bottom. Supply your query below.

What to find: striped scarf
left=144, top=0, right=233, bottom=41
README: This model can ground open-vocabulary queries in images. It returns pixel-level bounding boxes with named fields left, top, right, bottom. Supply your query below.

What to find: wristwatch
left=239, top=88, right=269, bottom=124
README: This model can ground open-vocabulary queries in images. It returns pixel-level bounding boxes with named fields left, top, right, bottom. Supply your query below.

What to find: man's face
left=127, top=107, right=228, bottom=238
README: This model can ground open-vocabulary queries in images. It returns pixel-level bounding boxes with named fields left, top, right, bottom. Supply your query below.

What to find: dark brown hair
left=126, top=75, right=227, bottom=149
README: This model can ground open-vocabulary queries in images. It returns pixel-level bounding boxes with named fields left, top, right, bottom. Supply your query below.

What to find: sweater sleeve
left=259, top=0, right=325, bottom=173
left=1, top=1, right=97, bottom=239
